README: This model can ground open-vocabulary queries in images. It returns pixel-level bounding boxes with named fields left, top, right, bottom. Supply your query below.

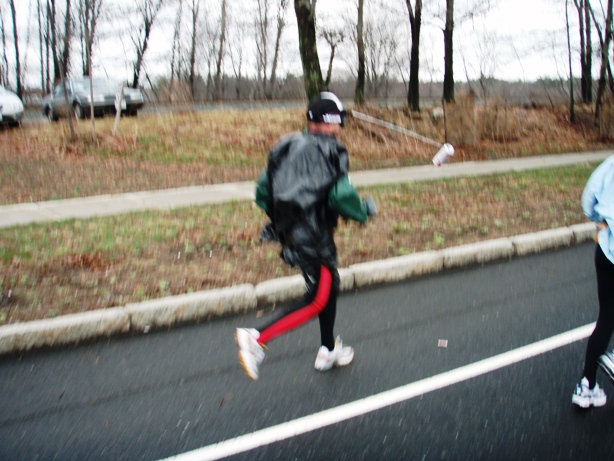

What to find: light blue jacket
left=582, top=155, right=614, bottom=263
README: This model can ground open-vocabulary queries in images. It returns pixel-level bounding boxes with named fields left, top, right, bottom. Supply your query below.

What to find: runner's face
left=309, top=122, right=341, bottom=136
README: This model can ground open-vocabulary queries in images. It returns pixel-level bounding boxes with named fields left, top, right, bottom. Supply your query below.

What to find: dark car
left=42, top=78, right=145, bottom=121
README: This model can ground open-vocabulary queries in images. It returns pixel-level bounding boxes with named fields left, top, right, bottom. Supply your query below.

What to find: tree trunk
left=45, top=0, right=52, bottom=92
left=575, top=0, right=594, bottom=103
left=575, top=0, right=588, bottom=103
left=325, top=45, right=335, bottom=88
left=256, top=0, right=269, bottom=98
left=214, top=0, right=227, bottom=100
left=405, top=0, right=422, bottom=112
left=37, top=0, right=46, bottom=92
left=442, top=0, right=454, bottom=103
left=170, top=0, right=183, bottom=101
left=294, top=0, right=323, bottom=101
left=354, top=0, right=365, bottom=105
left=595, top=0, right=613, bottom=126
left=8, top=0, right=22, bottom=97
left=0, top=12, right=6, bottom=85
left=585, top=0, right=593, bottom=103
left=567, top=0, right=575, bottom=123
left=132, top=0, right=163, bottom=90
left=49, top=0, right=61, bottom=83
left=80, top=0, right=102, bottom=88
left=61, top=0, right=72, bottom=80
left=268, top=0, right=288, bottom=99
left=189, top=0, right=198, bottom=100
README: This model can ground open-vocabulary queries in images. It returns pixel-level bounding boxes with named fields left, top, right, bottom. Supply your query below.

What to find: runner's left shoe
left=314, top=336, right=354, bottom=371
left=572, top=377, right=607, bottom=408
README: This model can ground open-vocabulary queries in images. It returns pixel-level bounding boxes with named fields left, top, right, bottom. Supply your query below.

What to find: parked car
left=0, top=85, right=24, bottom=127
left=42, top=78, right=144, bottom=122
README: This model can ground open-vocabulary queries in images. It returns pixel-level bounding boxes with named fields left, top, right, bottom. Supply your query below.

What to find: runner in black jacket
left=235, top=92, right=376, bottom=380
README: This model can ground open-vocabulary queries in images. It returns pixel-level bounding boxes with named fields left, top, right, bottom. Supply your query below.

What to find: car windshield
left=73, top=79, right=118, bottom=92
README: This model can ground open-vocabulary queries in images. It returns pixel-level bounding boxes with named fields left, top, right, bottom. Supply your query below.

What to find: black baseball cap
left=306, top=92, right=346, bottom=127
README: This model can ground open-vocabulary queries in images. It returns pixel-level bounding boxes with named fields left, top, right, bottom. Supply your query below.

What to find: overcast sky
left=10, top=0, right=578, bottom=91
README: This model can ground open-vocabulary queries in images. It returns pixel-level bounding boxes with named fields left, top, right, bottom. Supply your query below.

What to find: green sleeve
left=255, top=170, right=270, bottom=213
left=328, top=175, right=367, bottom=223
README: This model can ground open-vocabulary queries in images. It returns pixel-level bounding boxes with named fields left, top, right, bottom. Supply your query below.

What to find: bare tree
left=227, top=12, right=245, bottom=99
left=595, top=0, right=613, bottom=126
left=78, top=0, right=103, bottom=78
left=214, top=0, right=227, bottom=100
left=255, top=0, right=289, bottom=99
left=465, top=29, right=499, bottom=100
left=8, top=0, right=22, bottom=97
left=0, top=7, right=8, bottom=86
left=442, top=0, right=454, bottom=102
left=60, top=0, right=72, bottom=80
left=294, top=0, right=323, bottom=100
left=202, top=11, right=219, bottom=99
left=228, top=20, right=244, bottom=99
left=574, top=0, right=593, bottom=103
left=169, top=0, right=184, bottom=101
left=405, top=0, right=422, bottom=111
left=567, top=0, right=576, bottom=123
left=130, top=0, right=164, bottom=89
left=77, top=0, right=103, bottom=137
left=442, top=0, right=494, bottom=103
left=588, top=2, right=614, bottom=92
left=268, top=0, right=288, bottom=98
left=321, top=28, right=344, bottom=88
left=47, top=0, right=60, bottom=82
left=255, top=0, right=269, bottom=96
left=37, top=0, right=47, bottom=92
left=362, top=13, right=399, bottom=98
left=354, top=0, right=365, bottom=105
left=34, top=0, right=70, bottom=86
left=585, top=0, right=593, bottom=101
left=188, top=0, right=200, bottom=100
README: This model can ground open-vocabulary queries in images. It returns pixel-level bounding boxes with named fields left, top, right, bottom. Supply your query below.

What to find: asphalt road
left=1, top=242, right=613, bottom=461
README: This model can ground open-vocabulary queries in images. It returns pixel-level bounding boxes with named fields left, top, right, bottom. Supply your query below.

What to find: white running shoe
left=598, top=351, right=614, bottom=384
left=235, top=328, right=265, bottom=381
left=314, top=336, right=354, bottom=372
left=572, top=377, right=607, bottom=408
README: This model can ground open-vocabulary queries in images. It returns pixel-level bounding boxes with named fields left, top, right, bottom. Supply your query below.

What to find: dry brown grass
left=1, top=102, right=610, bottom=205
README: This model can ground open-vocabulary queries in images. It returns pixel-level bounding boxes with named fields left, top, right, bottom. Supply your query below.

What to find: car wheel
left=46, top=108, right=58, bottom=122
left=73, top=103, right=84, bottom=120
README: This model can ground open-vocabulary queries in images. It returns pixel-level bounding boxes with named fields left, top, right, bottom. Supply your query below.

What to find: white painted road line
left=159, top=323, right=596, bottom=461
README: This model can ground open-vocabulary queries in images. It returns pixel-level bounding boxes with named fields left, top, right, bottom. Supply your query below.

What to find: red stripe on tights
left=257, top=266, right=332, bottom=345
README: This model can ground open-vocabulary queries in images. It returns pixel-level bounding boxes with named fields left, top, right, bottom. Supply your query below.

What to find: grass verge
left=0, top=163, right=598, bottom=324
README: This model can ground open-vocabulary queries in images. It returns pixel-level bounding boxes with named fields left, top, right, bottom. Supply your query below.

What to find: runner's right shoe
left=572, top=377, right=607, bottom=408
left=235, top=328, right=265, bottom=381
left=598, top=351, right=614, bottom=384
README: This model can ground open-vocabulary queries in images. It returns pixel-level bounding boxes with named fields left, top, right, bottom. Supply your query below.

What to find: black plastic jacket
left=255, top=132, right=367, bottom=267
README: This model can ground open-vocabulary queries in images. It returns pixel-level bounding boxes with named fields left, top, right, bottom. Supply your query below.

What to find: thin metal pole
left=351, top=110, right=442, bottom=148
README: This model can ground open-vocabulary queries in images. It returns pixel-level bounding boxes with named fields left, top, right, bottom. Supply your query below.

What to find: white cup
left=432, top=143, right=455, bottom=167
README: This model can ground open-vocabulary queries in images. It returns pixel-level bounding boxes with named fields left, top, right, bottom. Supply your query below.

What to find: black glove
left=363, top=196, right=377, bottom=218
left=260, top=222, right=280, bottom=242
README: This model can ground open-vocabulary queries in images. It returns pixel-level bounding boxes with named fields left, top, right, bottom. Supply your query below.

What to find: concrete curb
left=0, top=223, right=598, bottom=355
left=0, top=308, right=130, bottom=355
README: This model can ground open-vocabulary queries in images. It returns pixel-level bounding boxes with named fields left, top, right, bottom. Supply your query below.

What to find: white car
left=0, top=85, right=24, bottom=127
left=42, top=78, right=145, bottom=121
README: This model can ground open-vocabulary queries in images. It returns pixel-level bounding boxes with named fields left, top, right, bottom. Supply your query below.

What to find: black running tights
left=583, top=244, right=614, bottom=388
